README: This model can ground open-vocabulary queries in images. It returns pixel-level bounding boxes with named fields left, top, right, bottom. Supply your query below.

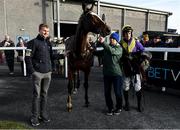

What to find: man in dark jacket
left=150, top=35, right=164, bottom=47
left=25, top=24, right=53, bottom=126
left=0, top=35, right=15, bottom=75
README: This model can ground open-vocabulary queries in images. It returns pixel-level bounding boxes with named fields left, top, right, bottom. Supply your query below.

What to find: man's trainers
left=106, top=110, right=113, bottom=116
left=39, top=116, right=51, bottom=123
left=30, top=117, right=40, bottom=127
left=113, top=109, right=122, bottom=115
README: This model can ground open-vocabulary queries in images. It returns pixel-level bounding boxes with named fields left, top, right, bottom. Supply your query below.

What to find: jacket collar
left=123, top=37, right=132, bottom=43
left=36, top=34, right=46, bottom=41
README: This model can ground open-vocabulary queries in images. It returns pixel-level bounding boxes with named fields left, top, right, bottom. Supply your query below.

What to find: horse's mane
left=65, top=12, right=89, bottom=57
left=75, top=13, right=88, bottom=56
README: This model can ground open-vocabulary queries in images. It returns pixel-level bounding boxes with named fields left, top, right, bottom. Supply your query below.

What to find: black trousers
left=6, top=58, right=14, bottom=72
left=103, top=75, right=123, bottom=111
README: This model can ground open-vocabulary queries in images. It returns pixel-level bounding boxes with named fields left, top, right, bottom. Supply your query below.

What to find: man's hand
left=4, top=42, right=10, bottom=47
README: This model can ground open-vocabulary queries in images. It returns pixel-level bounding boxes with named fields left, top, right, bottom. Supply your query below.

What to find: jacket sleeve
left=49, top=43, right=54, bottom=64
left=0, top=41, right=4, bottom=47
left=0, top=40, right=15, bottom=47
left=103, top=42, right=122, bottom=56
left=136, top=41, right=144, bottom=52
left=25, top=40, right=35, bottom=74
left=9, top=41, right=15, bottom=47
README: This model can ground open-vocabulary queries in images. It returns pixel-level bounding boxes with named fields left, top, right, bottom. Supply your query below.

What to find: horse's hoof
left=67, top=103, right=72, bottom=112
left=67, top=107, right=72, bottom=112
left=67, top=106, right=73, bottom=112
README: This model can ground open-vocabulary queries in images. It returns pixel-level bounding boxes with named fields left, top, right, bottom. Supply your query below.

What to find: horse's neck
left=75, top=31, right=88, bottom=56
left=65, top=36, right=76, bottom=52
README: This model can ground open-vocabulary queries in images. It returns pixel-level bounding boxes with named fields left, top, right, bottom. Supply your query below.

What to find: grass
left=0, top=120, right=31, bottom=129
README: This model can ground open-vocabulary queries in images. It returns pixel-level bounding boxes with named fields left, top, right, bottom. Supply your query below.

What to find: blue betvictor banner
left=147, top=59, right=180, bottom=89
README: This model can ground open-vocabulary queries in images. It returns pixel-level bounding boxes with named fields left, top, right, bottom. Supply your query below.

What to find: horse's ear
left=102, top=14, right=106, bottom=22
left=82, top=0, right=95, bottom=13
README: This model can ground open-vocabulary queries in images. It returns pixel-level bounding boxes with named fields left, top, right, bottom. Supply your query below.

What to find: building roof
left=100, top=0, right=172, bottom=16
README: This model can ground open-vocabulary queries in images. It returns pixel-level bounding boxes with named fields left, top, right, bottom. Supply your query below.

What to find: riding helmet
left=122, top=25, right=133, bottom=33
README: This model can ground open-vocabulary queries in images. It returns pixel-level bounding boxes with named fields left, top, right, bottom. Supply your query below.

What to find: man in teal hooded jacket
left=99, top=32, right=123, bottom=116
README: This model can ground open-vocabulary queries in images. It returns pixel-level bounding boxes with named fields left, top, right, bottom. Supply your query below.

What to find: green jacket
left=102, top=42, right=123, bottom=76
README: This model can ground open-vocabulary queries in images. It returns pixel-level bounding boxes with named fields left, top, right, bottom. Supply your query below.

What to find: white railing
left=96, top=47, right=180, bottom=61
left=144, top=47, right=180, bottom=60
left=1, top=47, right=179, bottom=77
left=0, top=47, right=67, bottom=77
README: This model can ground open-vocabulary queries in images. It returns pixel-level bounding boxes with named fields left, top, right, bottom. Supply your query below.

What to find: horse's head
left=80, top=1, right=111, bottom=37
left=73, top=1, right=111, bottom=57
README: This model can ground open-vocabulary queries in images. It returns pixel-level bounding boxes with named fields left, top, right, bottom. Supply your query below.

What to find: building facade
left=0, top=0, right=172, bottom=43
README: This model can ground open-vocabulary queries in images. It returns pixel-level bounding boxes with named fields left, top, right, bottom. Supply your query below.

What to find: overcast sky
left=102, top=0, right=180, bottom=33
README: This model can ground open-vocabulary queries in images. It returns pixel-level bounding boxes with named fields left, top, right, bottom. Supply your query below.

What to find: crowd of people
left=0, top=23, right=178, bottom=127
left=92, top=33, right=180, bottom=68
left=24, top=24, right=147, bottom=126
left=0, top=28, right=179, bottom=76
left=0, top=33, right=65, bottom=76
left=140, top=33, right=180, bottom=48
left=96, top=25, right=146, bottom=116
left=0, top=35, right=26, bottom=75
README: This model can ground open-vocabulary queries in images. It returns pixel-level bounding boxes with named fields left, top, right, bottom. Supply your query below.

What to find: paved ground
left=0, top=61, right=180, bottom=129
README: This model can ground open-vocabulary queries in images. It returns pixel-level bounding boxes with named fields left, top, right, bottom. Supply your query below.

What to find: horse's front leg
left=72, top=70, right=80, bottom=94
left=73, top=70, right=81, bottom=93
left=76, top=70, right=80, bottom=89
left=67, top=71, right=74, bottom=112
left=84, top=71, right=90, bottom=107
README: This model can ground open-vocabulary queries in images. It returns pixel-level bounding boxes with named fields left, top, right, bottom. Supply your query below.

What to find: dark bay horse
left=65, top=1, right=110, bottom=112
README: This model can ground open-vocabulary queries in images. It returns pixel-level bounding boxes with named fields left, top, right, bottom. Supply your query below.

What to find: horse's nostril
left=106, top=29, right=111, bottom=35
left=106, top=27, right=111, bottom=34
